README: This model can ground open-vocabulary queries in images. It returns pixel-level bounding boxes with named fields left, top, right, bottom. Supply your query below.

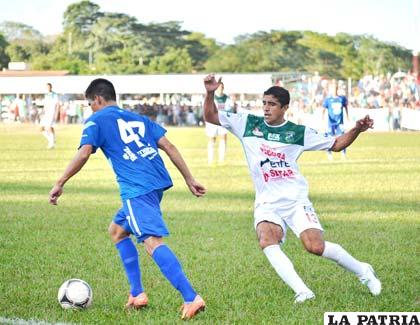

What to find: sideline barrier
left=297, top=108, right=420, bottom=132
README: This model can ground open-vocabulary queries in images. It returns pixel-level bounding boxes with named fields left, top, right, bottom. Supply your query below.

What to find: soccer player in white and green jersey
left=203, top=74, right=381, bottom=303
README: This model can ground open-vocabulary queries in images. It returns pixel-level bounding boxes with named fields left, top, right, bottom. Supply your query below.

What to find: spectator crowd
left=1, top=72, right=419, bottom=131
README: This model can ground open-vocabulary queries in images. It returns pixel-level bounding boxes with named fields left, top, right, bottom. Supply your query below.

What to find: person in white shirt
left=204, top=82, right=233, bottom=165
left=203, top=74, right=381, bottom=303
left=40, top=83, right=59, bottom=149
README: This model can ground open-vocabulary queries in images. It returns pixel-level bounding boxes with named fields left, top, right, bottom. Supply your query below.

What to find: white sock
left=263, top=244, right=311, bottom=294
left=322, top=241, right=365, bottom=277
left=46, top=132, right=55, bottom=146
left=207, top=141, right=214, bottom=164
left=42, top=131, right=49, bottom=140
left=218, top=138, right=226, bottom=162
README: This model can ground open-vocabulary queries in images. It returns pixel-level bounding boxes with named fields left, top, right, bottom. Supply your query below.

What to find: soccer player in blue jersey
left=49, top=78, right=206, bottom=320
left=322, top=83, right=349, bottom=160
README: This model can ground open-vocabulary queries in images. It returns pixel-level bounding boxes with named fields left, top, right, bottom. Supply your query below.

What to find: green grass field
left=0, top=124, right=419, bottom=324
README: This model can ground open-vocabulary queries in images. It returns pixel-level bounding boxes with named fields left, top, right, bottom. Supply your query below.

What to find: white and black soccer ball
left=58, top=279, right=93, bottom=309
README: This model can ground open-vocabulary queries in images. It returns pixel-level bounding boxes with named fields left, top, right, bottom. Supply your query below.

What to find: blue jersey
left=323, top=96, right=347, bottom=126
left=80, top=106, right=173, bottom=200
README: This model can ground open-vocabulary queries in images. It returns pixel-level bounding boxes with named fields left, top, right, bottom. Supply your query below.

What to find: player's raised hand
left=186, top=178, right=207, bottom=197
left=49, top=184, right=63, bottom=205
left=204, top=74, right=222, bottom=93
left=355, top=115, right=374, bottom=132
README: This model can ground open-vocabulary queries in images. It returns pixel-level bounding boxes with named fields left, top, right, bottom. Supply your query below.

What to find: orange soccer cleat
left=180, top=295, right=206, bottom=320
left=125, top=292, right=148, bottom=309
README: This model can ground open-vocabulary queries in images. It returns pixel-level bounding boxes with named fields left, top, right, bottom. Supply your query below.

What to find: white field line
left=0, top=317, right=74, bottom=325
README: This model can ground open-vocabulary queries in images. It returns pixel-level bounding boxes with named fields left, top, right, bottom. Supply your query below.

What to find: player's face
left=329, top=85, right=337, bottom=96
left=262, top=94, right=287, bottom=125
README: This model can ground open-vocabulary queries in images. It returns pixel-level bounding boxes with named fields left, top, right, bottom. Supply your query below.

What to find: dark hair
left=85, top=78, right=116, bottom=101
left=264, top=86, right=290, bottom=107
left=47, top=83, right=52, bottom=88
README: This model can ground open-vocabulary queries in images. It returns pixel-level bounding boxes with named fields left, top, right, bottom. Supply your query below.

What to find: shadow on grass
left=2, top=182, right=419, bottom=216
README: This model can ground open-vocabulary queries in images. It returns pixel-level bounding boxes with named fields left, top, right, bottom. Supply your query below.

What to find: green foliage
left=63, top=0, right=102, bottom=36
left=356, top=36, right=411, bottom=76
left=184, top=32, right=219, bottom=71
left=0, top=32, right=10, bottom=68
left=0, top=125, right=419, bottom=324
left=0, top=1, right=412, bottom=76
left=0, top=21, right=48, bottom=65
left=0, top=21, right=42, bottom=41
left=148, top=47, right=193, bottom=73
left=31, top=52, right=90, bottom=74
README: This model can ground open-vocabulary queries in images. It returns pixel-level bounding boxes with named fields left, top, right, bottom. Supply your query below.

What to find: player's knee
left=108, top=223, right=129, bottom=244
left=144, top=236, right=164, bottom=256
left=257, top=235, right=279, bottom=250
left=305, top=241, right=325, bottom=256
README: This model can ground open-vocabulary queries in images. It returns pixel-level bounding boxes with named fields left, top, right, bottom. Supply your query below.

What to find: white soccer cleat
left=294, top=291, right=315, bottom=303
left=359, top=263, right=381, bottom=296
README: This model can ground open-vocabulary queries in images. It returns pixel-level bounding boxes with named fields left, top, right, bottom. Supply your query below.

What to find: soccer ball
left=58, top=279, right=93, bottom=309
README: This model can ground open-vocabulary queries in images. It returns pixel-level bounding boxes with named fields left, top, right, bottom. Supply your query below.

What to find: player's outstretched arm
left=203, top=74, right=222, bottom=125
left=158, top=136, right=206, bottom=197
left=49, top=145, right=93, bottom=205
left=330, top=115, right=373, bottom=152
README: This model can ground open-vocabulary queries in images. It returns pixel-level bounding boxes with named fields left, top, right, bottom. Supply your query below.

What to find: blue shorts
left=113, top=190, right=169, bottom=243
left=327, top=124, right=344, bottom=136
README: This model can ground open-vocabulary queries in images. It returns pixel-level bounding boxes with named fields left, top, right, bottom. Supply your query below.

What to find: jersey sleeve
left=303, top=126, right=335, bottom=151
left=79, top=119, right=102, bottom=153
left=218, top=110, right=248, bottom=138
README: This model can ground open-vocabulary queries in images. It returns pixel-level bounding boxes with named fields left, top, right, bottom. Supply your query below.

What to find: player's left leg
left=46, top=126, right=55, bottom=149
left=218, top=132, right=227, bottom=164
left=126, top=191, right=205, bottom=319
left=290, top=203, right=381, bottom=295
left=145, top=237, right=205, bottom=319
left=299, top=230, right=381, bottom=295
left=301, top=229, right=381, bottom=295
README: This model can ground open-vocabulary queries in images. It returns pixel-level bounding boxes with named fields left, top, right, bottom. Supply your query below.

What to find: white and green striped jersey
left=219, top=111, right=335, bottom=206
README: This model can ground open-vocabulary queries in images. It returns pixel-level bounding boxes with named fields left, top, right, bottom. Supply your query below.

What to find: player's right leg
left=255, top=215, right=314, bottom=303
left=326, top=125, right=334, bottom=160
left=144, top=236, right=205, bottom=319
left=110, top=211, right=147, bottom=309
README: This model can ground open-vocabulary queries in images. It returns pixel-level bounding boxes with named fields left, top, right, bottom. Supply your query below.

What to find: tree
left=5, top=43, right=30, bottom=61
left=0, top=21, right=48, bottom=65
left=0, top=21, right=42, bottom=42
left=184, top=32, right=219, bottom=71
left=0, top=33, right=9, bottom=68
left=357, top=36, right=411, bottom=76
left=63, top=0, right=102, bottom=35
left=147, top=47, right=193, bottom=73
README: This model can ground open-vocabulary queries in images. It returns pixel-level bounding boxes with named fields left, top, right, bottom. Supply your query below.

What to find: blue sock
left=152, top=244, right=196, bottom=302
left=115, top=237, right=143, bottom=297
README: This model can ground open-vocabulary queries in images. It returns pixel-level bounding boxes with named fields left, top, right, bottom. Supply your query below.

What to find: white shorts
left=254, top=200, right=323, bottom=243
left=205, top=122, right=228, bottom=137
left=40, top=114, right=55, bottom=127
